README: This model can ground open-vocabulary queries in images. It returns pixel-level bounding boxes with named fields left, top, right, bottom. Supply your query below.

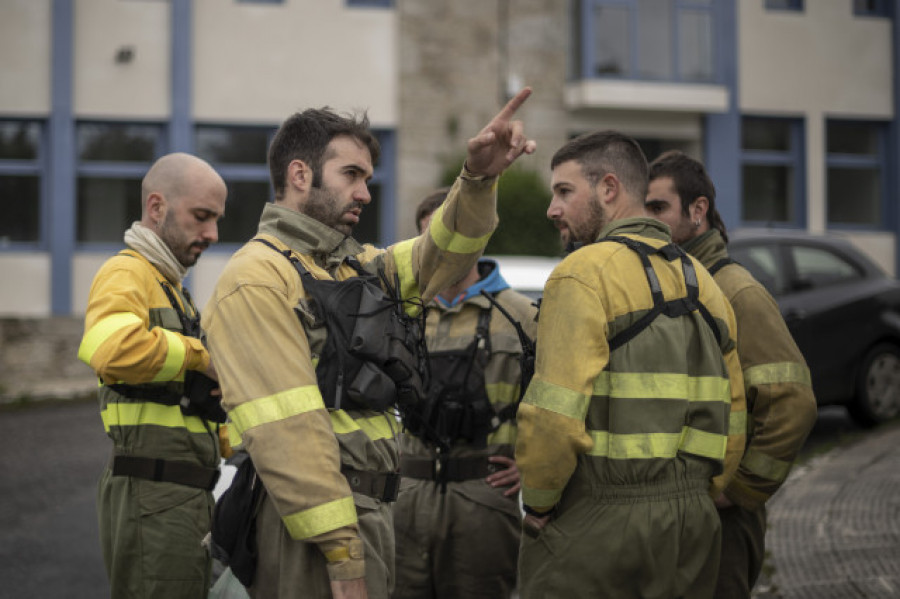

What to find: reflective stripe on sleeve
left=329, top=411, right=396, bottom=441
left=152, top=328, right=186, bottom=382
left=391, top=239, right=420, bottom=316
left=428, top=203, right=492, bottom=254
left=283, top=496, right=358, bottom=540
left=78, top=312, right=143, bottom=365
left=523, top=378, right=590, bottom=421
left=593, top=371, right=731, bottom=403
left=743, top=362, right=811, bottom=390
left=587, top=427, right=726, bottom=461
left=741, top=447, right=793, bottom=483
left=521, top=486, right=563, bottom=510
left=730, top=407, right=747, bottom=436
left=229, top=385, right=325, bottom=437
left=100, top=402, right=208, bottom=433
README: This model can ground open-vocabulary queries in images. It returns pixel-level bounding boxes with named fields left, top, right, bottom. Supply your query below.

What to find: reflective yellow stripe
left=429, top=203, right=492, bottom=254
left=593, top=371, right=730, bottom=403
left=487, top=421, right=517, bottom=445
left=744, top=362, right=811, bottom=390
left=391, top=239, right=420, bottom=316
left=229, top=385, right=324, bottom=436
left=522, top=486, right=563, bottom=510
left=228, top=423, right=243, bottom=448
left=587, top=427, right=726, bottom=460
left=153, top=328, right=186, bottom=382
left=283, top=496, right=358, bottom=540
left=729, top=407, right=747, bottom=436
left=329, top=411, right=396, bottom=441
left=78, top=312, right=142, bottom=364
left=741, top=447, right=793, bottom=482
left=100, top=402, right=208, bottom=433
left=485, top=382, right=519, bottom=404
left=523, top=378, right=590, bottom=421
left=324, top=547, right=351, bottom=562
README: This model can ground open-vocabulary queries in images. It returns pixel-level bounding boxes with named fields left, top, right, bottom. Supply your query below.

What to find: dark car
left=728, top=230, right=900, bottom=426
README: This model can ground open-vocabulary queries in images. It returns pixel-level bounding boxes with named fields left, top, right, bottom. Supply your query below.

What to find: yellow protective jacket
left=77, top=249, right=219, bottom=468
left=516, top=218, right=746, bottom=512
left=684, top=229, right=817, bottom=510
left=202, top=172, right=498, bottom=581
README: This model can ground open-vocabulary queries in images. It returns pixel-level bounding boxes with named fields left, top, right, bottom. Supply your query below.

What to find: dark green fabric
left=714, top=505, right=767, bottom=599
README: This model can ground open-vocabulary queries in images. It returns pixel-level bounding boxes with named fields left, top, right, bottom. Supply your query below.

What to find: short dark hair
left=267, top=108, right=380, bottom=201
left=648, top=150, right=728, bottom=243
left=550, top=130, right=649, bottom=202
left=414, top=188, right=450, bottom=234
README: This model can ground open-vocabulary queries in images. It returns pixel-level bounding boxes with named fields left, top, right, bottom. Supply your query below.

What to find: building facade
left=1, top=0, right=897, bottom=316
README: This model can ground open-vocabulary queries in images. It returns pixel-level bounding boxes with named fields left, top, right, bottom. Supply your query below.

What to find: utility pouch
left=182, top=370, right=227, bottom=423
left=347, top=362, right=397, bottom=411
left=211, top=453, right=263, bottom=588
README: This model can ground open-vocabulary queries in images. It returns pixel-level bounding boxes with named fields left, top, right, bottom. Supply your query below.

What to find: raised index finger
left=494, top=86, right=533, bottom=122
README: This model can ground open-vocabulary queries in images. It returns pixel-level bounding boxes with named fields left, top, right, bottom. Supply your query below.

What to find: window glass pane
left=593, top=5, right=629, bottom=76
left=0, top=176, right=40, bottom=243
left=679, top=9, right=714, bottom=82
left=742, top=118, right=791, bottom=151
left=766, top=0, right=803, bottom=10
left=827, top=122, right=879, bottom=155
left=354, top=182, right=381, bottom=246
left=791, top=245, right=861, bottom=288
left=217, top=181, right=270, bottom=244
left=0, top=122, right=40, bottom=160
left=77, top=177, right=142, bottom=242
left=636, top=0, right=672, bottom=80
left=854, top=0, right=890, bottom=16
left=827, top=168, right=880, bottom=225
left=742, top=164, right=793, bottom=222
left=196, top=127, right=271, bottom=164
left=78, top=124, right=158, bottom=162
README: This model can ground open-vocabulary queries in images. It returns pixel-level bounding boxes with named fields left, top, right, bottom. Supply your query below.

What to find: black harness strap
left=111, top=455, right=220, bottom=490
left=708, top=257, right=735, bottom=276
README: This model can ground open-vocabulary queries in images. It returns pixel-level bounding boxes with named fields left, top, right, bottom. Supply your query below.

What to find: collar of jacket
left=595, top=216, right=672, bottom=243
left=433, top=258, right=510, bottom=310
left=681, top=228, right=728, bottom=271
left=257, top=203, right=365, bottom=271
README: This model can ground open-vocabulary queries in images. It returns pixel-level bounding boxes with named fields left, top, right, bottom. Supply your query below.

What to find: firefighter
left=646, top=150, right=817, bottom=598
left=515, top=131, right=746, bottom=598
left=77, top=152, right=227, bottom=598
left=391, top=190, right=538, bottom=599
left=202, top=90, right=536, bottom=599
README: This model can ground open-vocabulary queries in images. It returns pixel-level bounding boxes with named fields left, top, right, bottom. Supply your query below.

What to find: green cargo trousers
left=392, top=477, right=521, bottom=599
left=518, top=479, right=721, bottom=599
left=97, top=467, right=214, bottom=598
left=714, top=504, right=767, bottom=598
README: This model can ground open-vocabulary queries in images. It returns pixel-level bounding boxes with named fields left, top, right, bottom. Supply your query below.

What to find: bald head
left=141, top=152, right=227, bottom=266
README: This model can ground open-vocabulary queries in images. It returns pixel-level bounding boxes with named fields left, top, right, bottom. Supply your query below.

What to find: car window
left=730, top=244, right=786, bottom=295
left=789, top=245, right=863, bottom=290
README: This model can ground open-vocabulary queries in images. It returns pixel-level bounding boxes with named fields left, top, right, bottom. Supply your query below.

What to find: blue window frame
left=575, top=0, right=717, bottom=83
left=826, top=120, right=888, bottom=228
left=853, top=0, right=892, bottom=17
left=765, top=0, right=804, bottom=11
left=236, top=0, right=284, bottom=4
left=740, top=117, right=806, bottom=227
left=75, top=122, right=164, bottom=245
left=0, top=119, right=45, bottom=247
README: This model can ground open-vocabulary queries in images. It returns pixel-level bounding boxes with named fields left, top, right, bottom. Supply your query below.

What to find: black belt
left=341, top=466, right=401, bottom=503
left=400, top=455, right=498, bottom=483
left=111, top=455, right=220, bottom=491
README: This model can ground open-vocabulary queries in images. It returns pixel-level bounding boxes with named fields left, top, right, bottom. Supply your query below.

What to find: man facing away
left=202, top=89, right=536, bottom=599
left=391, top=189, right=538, bottom=599
left=646, top=150, right=817, bottom=598
left=514, top=131, right=747, bottom=598
left=78, top=152, right=227, bottom=598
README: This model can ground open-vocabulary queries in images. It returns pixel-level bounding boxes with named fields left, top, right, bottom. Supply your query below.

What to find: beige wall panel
left=0, top=0, right=52, bottom=115
left=740, top=0, right=892, bottom=117
left=0, top=255, right=50, bottom=317
left=844, top=232, right=896, bottom=277
left=194, top=0, right=396, bottom=126
left=73, top=0, right=170, bottom=118
left=72, top=253, right=114, bottom=316
left=191, top=253, right=235, bottom=313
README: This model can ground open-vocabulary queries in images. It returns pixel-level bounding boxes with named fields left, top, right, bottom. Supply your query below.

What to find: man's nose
left=355, top=183, right=372, bottom=205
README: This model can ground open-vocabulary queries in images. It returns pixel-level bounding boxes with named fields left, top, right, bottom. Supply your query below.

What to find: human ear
left=692, top=196, right=709, bottom=225
left=288, top=159, right=312, bottom=192
left=146, top=192, right=166, bottom=226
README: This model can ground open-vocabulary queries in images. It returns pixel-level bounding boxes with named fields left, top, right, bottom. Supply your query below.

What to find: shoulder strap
left=708, top=257, right=735, bottom=276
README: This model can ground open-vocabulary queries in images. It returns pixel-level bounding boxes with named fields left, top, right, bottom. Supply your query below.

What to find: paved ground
left=754, top=418, right=900, bottom=598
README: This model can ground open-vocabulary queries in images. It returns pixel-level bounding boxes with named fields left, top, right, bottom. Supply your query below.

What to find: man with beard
left=202, top=90, right=535, bottom=599
left=514, top=131, right=746, bottom=598
left=646, top=150, right=817, bottom=598
left=78, top=152, right=227, bottom=598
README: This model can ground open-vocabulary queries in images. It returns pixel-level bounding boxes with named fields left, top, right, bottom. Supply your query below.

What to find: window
left=347, top=0, right=393, bottom=7
left=765, top=0, right=804, bottom=11
left=853, top=0, right=891, bottom=17
left=76, top=123, right=163, bottom=244
left=729, top=243, right=786, bottom=295
left=578, top=0, right=716, bottom=83
left=740, top=117, right=805, bottom=226
left=790, top=244, right=863, bottom=289
left=826, top=120, right=887, bottom=227
left=0, top=120, right=42, bottom=245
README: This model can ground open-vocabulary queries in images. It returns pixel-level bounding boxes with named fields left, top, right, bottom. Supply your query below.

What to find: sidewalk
left=754, top=420, right=900, bottom=598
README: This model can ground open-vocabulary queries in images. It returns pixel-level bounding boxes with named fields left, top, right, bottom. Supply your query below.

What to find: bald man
left=78, top=152, right=227, bottom=598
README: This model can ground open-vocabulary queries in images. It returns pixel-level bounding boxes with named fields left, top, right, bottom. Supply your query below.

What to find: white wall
left=0, top=255, right=51, bottom=316
left=0, top=0, right=52, bottom=116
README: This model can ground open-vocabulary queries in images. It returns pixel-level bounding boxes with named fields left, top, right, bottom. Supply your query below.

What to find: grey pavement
left=755, top=419, right=900, bottom=599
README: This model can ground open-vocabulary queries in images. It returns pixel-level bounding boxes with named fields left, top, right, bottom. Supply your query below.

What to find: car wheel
left=850, top=343, right=900, bottom=427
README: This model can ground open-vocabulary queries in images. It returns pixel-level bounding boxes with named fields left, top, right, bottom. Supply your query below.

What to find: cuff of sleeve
left=184, top=338, right=210, bottom=372
left=322, top=538, right=365, bottom=581
left=725, top=480, right=770, bottom=512
left=523, top=504, right=554, bottom=517
left=460, top=162, right=498, bottom=184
